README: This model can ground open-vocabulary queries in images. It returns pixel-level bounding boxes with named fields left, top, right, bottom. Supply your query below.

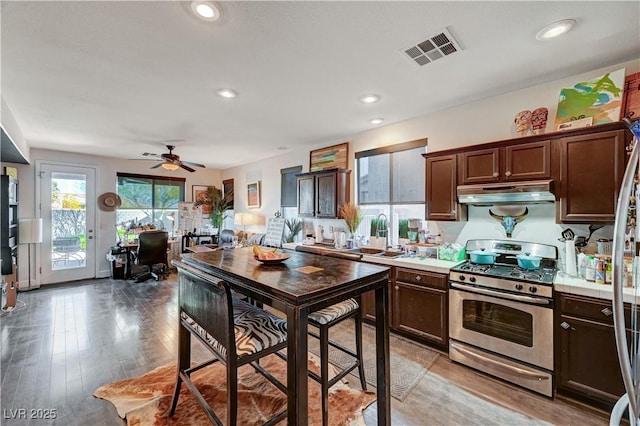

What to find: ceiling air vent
left=402, top=27, right=461, bottom=67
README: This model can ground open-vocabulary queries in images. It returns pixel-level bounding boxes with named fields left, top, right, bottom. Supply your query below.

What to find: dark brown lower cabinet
left=556, top=293, right=627, bottom=409
left=361, top=265, right=448, bottom=349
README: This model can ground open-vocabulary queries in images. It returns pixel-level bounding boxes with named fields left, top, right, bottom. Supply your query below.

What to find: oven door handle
left=450, top=342, right=551, bottom=381
left=450, top=282, right=551, bottom=305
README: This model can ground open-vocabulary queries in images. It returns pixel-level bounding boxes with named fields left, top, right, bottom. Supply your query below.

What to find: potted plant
left=194, top=186, right=232, bottom=244
left=284, top=218, right=303, bottom=243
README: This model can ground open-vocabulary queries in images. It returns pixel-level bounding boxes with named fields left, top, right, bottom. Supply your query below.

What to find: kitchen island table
left=174, top=247, right=391, bottom=425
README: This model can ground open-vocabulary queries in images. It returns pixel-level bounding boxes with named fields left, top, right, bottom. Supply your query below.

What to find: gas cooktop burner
left=452, top=261, right=557, bottom=285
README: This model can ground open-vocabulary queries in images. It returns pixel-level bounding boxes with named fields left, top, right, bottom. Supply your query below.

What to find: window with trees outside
left=116, top=173, right=185, bottom=239
left=355, top=139, right=427, bottom=247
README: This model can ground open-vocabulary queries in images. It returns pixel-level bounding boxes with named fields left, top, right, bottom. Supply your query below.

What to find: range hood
left=457, top=179, right=555, bottom=205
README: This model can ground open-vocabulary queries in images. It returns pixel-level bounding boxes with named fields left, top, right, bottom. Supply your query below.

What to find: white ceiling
left=2, top=1, right=639, bottom=170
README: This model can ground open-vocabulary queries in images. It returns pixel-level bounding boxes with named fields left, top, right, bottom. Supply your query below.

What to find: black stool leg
left=354, top=314, right=367, bottom=391
left=320, top=323, right=330, bottom=426
left=169, top=323, right=191, bottom=416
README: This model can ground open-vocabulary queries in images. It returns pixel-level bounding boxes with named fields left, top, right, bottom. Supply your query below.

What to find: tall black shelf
left=1, top=175, right=18, bottom=276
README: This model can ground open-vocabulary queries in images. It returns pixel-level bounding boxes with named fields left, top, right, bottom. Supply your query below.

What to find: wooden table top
left=179, top=246, right=389, bottom=305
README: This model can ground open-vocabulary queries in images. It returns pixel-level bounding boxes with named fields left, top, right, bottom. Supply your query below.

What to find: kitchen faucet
left=375, top=213, right=390, bottom=248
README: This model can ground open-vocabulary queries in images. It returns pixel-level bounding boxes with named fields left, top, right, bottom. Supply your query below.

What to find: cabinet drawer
left=395, top=268, right=447, bottom=290
left=559, top=294, right=630, bottom=325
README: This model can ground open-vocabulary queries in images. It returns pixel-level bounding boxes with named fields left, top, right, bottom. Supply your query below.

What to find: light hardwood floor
left=0, top=276, right=610, bottom=425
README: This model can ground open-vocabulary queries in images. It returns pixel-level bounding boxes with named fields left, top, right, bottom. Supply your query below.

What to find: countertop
left=282, top=242, right=462, bottom=275
left=554, top=272, right=640, bottom=304
left=282, top=243, right=637, bottom=302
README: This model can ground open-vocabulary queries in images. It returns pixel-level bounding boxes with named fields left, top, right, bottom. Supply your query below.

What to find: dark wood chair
left=307, top=296, right=367, bottom=426
left=169, top=265, right=288, bottom=425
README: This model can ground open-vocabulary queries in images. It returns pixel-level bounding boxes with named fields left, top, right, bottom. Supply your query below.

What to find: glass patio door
left=37, top=162, right=96, bottom=284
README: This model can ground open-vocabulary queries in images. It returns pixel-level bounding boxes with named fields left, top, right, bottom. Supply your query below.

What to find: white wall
left=8, top=148, right=220, bottom=280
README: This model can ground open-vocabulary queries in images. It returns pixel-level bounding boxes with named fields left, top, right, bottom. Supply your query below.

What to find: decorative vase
left=514, top=110, right=532, bottom=136
left=531, top=107, right=549, bottom=134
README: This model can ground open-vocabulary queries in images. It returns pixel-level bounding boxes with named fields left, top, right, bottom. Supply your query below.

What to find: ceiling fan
left=133, top=145, right=205, bottom=172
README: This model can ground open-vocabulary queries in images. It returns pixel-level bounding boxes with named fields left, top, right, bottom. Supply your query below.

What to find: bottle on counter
left=605, top=257, right=612, bottom=284
left=577, top=253, right=587, bottom=279
left=594, top=256, right=606, bottom=284
left=585, top=255, right=596, bottom=282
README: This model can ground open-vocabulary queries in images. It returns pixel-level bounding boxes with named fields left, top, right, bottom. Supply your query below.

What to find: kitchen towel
left=565, top=240, right=577, bottom=276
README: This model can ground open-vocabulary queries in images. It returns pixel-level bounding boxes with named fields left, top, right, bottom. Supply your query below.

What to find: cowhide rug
left=94, top=354, right=375, bottom=425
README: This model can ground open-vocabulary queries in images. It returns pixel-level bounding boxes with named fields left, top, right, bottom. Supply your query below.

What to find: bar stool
left=307, top=296, right=366, bottom=426
left=169, top=269, right=288, bottom=426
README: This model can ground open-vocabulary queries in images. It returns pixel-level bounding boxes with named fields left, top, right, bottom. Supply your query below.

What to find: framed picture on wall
left=192, top=185, right=212, bottom=214
left=310, top=142, right=349, bottom=172
left=247, top=181, right=261, bottom=209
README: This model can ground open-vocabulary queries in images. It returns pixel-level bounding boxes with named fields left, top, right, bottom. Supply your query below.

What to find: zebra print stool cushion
left=308, top=298, right=359, bottom=325
left=181, top=299, right=287, bottom=359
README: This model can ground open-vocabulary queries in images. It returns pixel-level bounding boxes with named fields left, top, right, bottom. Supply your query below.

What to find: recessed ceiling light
left=369, top=118, right=384, bottom=125
left=216, top=88, right=237, bottom=99
left=359, top=94, right=380, bottom=104
left=536, top=19, right=576, bottom=41
left=189, top=1, right=221, bottom=22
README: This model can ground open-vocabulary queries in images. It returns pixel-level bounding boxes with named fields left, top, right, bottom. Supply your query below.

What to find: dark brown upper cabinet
left=425, top=154, right=462, bottom=221
left=296, top=169, right=350, bottom=218
left=556, top=129, right=627, bottom=223
left=458, top=140, right=551, bottom=185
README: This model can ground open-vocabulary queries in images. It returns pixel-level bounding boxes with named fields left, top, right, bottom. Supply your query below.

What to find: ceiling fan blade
left=179, top=163, right=196, bottom=173
left=150, top=163, right=163, bottom=169
left=181, top=160, right=206, bottom=168
left=128, top=158, right=163, bottom=162
left=142, top=152, right=160, bottom=157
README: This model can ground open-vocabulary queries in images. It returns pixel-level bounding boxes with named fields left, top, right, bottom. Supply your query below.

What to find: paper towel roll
left=565, top=240, right=577, bottom=276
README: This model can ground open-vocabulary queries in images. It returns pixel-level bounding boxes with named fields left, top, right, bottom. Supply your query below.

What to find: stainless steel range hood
left=457, top=179, right=555, bottom=205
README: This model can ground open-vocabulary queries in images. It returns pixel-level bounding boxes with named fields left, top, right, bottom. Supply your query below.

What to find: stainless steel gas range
left=448, top=239, right=558, bottom=397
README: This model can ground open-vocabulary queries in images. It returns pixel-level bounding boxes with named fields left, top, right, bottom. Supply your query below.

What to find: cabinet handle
left=415, top=275, right=422, bottom=281
left=601, top=307, right=613, bottom=317
left=492, top=172, right=499, bottom=178
left=395, top=286, right=399, bottom=291
left=560, top=321, right=571, bottom=330
left=505, top=171, right=512, bottom=177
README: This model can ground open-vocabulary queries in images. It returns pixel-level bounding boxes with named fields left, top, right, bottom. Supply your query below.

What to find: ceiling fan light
left=161, top=163, right=180, bottom=171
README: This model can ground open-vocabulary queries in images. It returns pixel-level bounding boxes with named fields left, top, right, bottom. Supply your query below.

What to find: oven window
left=462, top=300, right=533, bottom=347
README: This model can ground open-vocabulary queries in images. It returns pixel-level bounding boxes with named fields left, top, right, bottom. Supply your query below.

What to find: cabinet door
left=558, top=130, right=626, bottom=222
left=315, top=172, right=337, bottom=218
left=426, top=154, right=460, bottom=221
left=504, top=140, right=551, bottom=181
left=393, top=269, right=448, bottom=346
left=297, top=175, right=315, bottom=217
left=458, top=148, right=500, bottom=184
left=556, top=314, right=625, bottom=406
left=393, top=281, right=447, bottom=346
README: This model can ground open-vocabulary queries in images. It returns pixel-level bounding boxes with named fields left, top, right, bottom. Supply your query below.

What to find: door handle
left=560, top=321, right=571, bottom=330
left=505, top=171, right=512, bottom=177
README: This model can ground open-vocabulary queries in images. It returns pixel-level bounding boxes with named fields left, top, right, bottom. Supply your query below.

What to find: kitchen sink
left=378, top=251, right=405, bottom=258
left=347, top=247, right=407, bottom=258
left=348, top=247, right=385, bottom=255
